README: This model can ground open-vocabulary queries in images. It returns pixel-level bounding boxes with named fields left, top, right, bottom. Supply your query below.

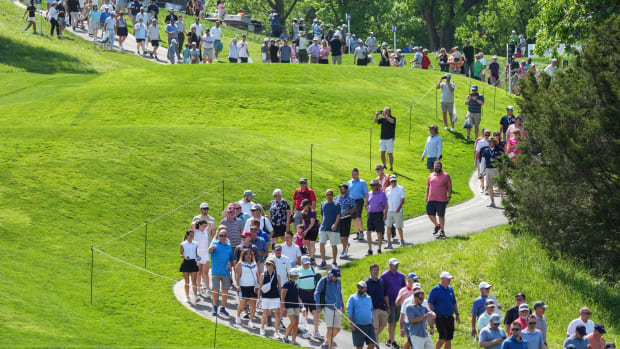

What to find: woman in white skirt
left=194, top=219, right=212, bottom=295
left=179, top=229, right=199, bottom=303
left=258, top=257, right=282, bottom=337
left=234, top=249, right=259, bottom=327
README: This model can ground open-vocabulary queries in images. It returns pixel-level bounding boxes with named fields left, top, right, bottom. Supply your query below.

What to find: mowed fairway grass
left=0, top=2, right=569, bottom=348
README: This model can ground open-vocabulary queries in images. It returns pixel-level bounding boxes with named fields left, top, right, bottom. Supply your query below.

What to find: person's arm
left=447, top=176, right=452, bottom=203
left=479, top=335, right=504, bottom=348
left=285, top=208, right=291, bottom=232
left=425, top=183, right=430, bottom=202
left=257, top=272, right=264, bottom=299
left=397, top=197, right=404, bottom=213
left=449, top=83, right=455, bottom=92
left=465, top=94, right=471, bottom=105
left=331, top=213, right=340, bottom=232
left=399, top=312, right=407, bottom=337
left=471, top=314, right=477, bottom=336
left=476, top=96, right=484, bottom=105
left=208, top=243, right=217, bottom=253
left=280, top=287, right=288, bottom=309
left=180, top=244, right=186, bottom=259
left=385, top=114, right=395, bottom=124
left=374, top=112, right=380, bottom=123
left=234, top=262, right=242, bottom=291
left=421, top=138, right=428, bottom=160
left=438, top=136, right=443, bottom=158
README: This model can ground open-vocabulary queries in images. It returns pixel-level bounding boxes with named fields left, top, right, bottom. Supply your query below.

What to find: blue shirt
left=468, top=94, right=485, bottom=113
left=314, top=277, right=344, bottom=310
left=347, top=178, right=368, bottom=200
left=347, top=292, right=374, bottom=325
left=209, top=241, right=233, bottom=275
left=502, top=336, right=528, bottom=349
left=257, top=229, right=270, bottom=244
left=427, top=283, right=456, bottom=316
left=520, top=329, right=544, bottom=349
left=472, top=295, right=488, bottom=318
left=320, top=201, right=341, bottom=231
left=422, top=134, right=442, bottom=158
left=250, top=236, right=267, bottom=262
left=563, top=336, right=590, bottom=349
left=165, top=23, right=178, bottom=39
left=405, top=303, right=429, bottom=337
left=335, top=194, right=355, bottom=218
left=482, top=146, right=502, bottom=169
left=365, top=277, right=387, bottom=310
left=479, top=326, right=507, bottom=349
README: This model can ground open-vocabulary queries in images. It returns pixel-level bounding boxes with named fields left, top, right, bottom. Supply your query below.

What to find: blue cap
left=490, top=314, right=501, bottom=324
left=407, top=272, right=419, bottom=280
left=329, top=266, right=341, bottom=277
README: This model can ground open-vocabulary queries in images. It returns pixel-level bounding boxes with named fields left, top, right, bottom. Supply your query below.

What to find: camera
left=377, top=110, right=383, bottom=115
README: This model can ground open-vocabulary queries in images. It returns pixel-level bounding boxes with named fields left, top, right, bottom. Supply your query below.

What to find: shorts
left=214, top=39, right=223, bottom=51
left=151, top=39, right=159, bottom=46
left=228, top=57, right=237, bottom=63
left=409, top=334, right=434, bottom=349
left=331, top=55, right=342, bottom=64
left=239, top=57, right=248, bottom=63
left=211, top=274, right=232, bottom=290
left=373, top=309, right=388, bottom=330
left=299, top=289, right=318, bottom=311
left=203, top=47, right=215, bottom=60
left=27, top=17, right=35, bottom=22
left=57, top=17, right=65, bottom=26
left=197, top=249, right=210, bottom=263
left=90, top=20, right=100, bottom=29
left=356, top=57, right=367, bottom=66
left=287, top=307, right=300, bottom=316
left=485, top=168, right=498, bottom=188
left=367, top=212, right=384, bottom=233
left=323, top=307, right=342, bottom=328
left=293, top=209, right=303, bottom=227
left=310, top=56, right=319, bottom=63
left=240, top=286, right=257, bottom=298
left=319, top=230, right=340, bottom=245
left=388, top=305, right=401, bottom=323
left=352, top=324, right=376, bottom=347
left=136, top=38, right=145, bottom=43
left=379, top=138, right=394, bottom=153
left=441, top=102, right=454, bottom=113
left=467, top=111, right=482, bottom=127
left=385, top=211, right=404, bottom=229
left=353, top=199, right=364, bottom=219
left=304, top=229, right=318, bottom=242
left=436, top=315, right=455, bottom=340
left=426, top=156, right=440, bottom=170
left=261, top=297, right=280, bottom=310
left=273, top=225, right=287, bottom=238
left=179, top=259, right=199, bottom=273
left=117, top=27, right=128, bottom=36
left=339, top=217, right=351, bottom=237
left=426, top=201, right=447, bottom=217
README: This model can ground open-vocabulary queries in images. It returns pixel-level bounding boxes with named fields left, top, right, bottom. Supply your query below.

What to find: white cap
left=412, top=282, right=422, bottom=290
left=301, top=256, right=311, bottom=264
left=388, top=258, right=400, bottom=266
left=479, top=281, right=492, bottom=289
left=200, top=203, right=209, bottom=209
left=289, top=268, right=299, bottom=276
left=440, top=271, right=454, bottom=279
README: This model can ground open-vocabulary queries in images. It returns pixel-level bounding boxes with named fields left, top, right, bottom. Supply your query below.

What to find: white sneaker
left=302, top=332, right=312, bottom=339
left=260, top=328, right=266, bottom=336
left=450, top=127, right=455, bottom=132
left=235, top=317, right=242, bottom=325
left=487, top=202, right=496, bottom=208
left=186, top=296, right=191, bottom=303
left=248, top=321, right=255, bottom=329
left=444, top=126, right=449, bottom=130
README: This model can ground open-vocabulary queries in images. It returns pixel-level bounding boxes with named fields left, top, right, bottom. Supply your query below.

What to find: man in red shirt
left=292, top=177, right=316, bottom=229
left=425, top=160, right=451, bottom=239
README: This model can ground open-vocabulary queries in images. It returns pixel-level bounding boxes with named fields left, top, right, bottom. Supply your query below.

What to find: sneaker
left=319, top=261, right=327, bottom=268
left=340, top=251, right=346, bottom=258
left=314, top=332, right=324, bottom=340
left=302, top=332, right=312, bottom=339
left=186, top=296, right=191, bottom=303
left=291, top=341, right=300, bottom=346
left=392, top=341, right=401, bottom=349
left=386, top=339, right=393, bottom=347
left=487, top=202, right=496, bottom=208
left=281, top=337, right=289, bottom=344
left=310, top=258, right=316, bottom=266
left=439, top=232, right=447, bottom=239
left=248, top=321, right=255, bottom=329
left=235, top=317, right=242, bottom=325
left=332, top=262, right=338, bottom=268
left=243, top=313, right=250, bottom=319
left=347, top=242, right=351, bottom=251
left=444, top=126, right=449, bottom=130
left=434, top=225, right=441, bottom=235
left=260, top=328, right=266, bottom=336
left=385, top=243, right=393, bottom=249
left=377, top=249, right=382, bottom=254
left=212, top=306, right=218, bottom=315
left=220, top=308, right=229, bottom=316
left=366, top=249, right=373, bottom=256
left=320, top=344, right=329, bottom=349
left=450, top=127, right=455, bottom=132
left=193, top=296, right=199, bottom=303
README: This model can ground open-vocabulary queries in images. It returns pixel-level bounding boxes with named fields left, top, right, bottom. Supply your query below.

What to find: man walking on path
left=505, top=293, right=527, bottom=334
left=365, top=179, right=388, bottom=256
left=220, top=205, right=243, bottom=249
left=500, top=106, right=515, bottom=142
left=463, top=39, right=475, bottom=77
left=293, top=177, right=316, bottom=227
left=209, top=228, right=234, bottom=316
left=315, top=267, right=344, bottom=349
left=211, top=20, right=223, bottom=61
left=533, top=301, right=548, bottom=345
left=520, top=314, right=546, bottom=349
left=421, top=125, right=442, bottom=173
left=335, top=184, right=356, bottom=258
left=374, top=107, right=396, bottom=171
left=347, top=281, right=377, bottom=349
left=348, top=168, right=368, bottom=242
left=381, top=258, right=406, bottom=349
left=425, top=161, right=451, bottom=239
left=330, top=32, right=342, bottom=64
left=365, top=32, right=377, bottom=54
left=465, top=85, right=485, bottom=140
left=319, top=189, right=341, bottom=268
left=428, top=271, right=460, bottom=349
left=436, top=74, right=456, bottom=131
left=481, top=137, right=502, bottom=207
left=567, top=307, right=595, bottom=337
left=385, top=175, right=405, bottom=248
left=366, top=264, right=389, bottom=341
left=504, top=321, right=529, bottom=349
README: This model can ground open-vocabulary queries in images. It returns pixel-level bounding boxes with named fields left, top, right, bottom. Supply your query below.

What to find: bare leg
left=474, top=126, right=480, bottom=139
left=249, top=299, right=257, bottom=322
left=442, top=112, right=448, bottom=128
left=438, top=216, right=446, bottom=231
left=388, top=153, right=394, bottom=170
left=190, top=272, right=198, bottom=296
left=331, top=245, right=338, bottom=264
left=386, top=226, right=392, bottom=244
left=313, top=309, right=320, bottom=334
left=320, top=242, right=326, bottom=263
left=237, top=299, right=247, bottom=319
left=221, top=290, right=228, bottom=308
left=261, top=309, right=271, bottom=329
left=398, top=228, right=404, bottom=243
left=388, top=321, right=397, bottom=343
left=381, top=151, right=387, bottom=169
left=212, top=288, right=219, bottom=308
left=183, top=273, right=190, bottom=297
left=366, top=231, right=373, bottom=251
left=436, top=339, right=445, bottom=349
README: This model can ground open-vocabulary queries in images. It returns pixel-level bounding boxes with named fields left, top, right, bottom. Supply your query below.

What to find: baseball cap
left=313, top=37, right=320, bottom=41
left=407, top=272, right=419, bottom=280
left=299, top=177, right=308, bottom=183
left=289, top=268, right=299, bottom=276
left=485, top=299, right=496, bottom=306
left=243, top=189, right=255, bottom=197
left=519, top=304, right=530, bottom=312
left=465, top=39, right=470, bottom=43
left=370, top=179, right=381, bottom=186
left=389, top=175, right=397, bottom=182
left=301, top=256, right=311, bottom=264
left=382, top=42, right=388, bottom=46
left=329, top=266, right=341, bottom=277
left=533, top=301, right=548, bottom=309
left=388, top=258, right=399, bottom=266
left=595, top=324, right=607, bottom=334
left=241, top=231, right=251, bottom=237
left=265, top=256, right=276, bottom=265
left=516, top=292, right=526, bottom=299
left=429, top=124, right=438, bottom=130
left=264, top=38, right=269, bottom=42
left=576, top=325, right=587, bottom=336
left=440, top=271, right=454, bottom=279
left=357, top=281, right=367, bottom=288
left=479, top=281, right=492, bottom=289
left=445, top=73, right=451, bottom=78
left=507, top=105, right=514, bottom=110
left=226, top=205, right=235, bottom=212
left=301, top=199, right=311, bottom=207
left=412, top=282, right=422, bottom=289
left=472, top=85, right=479, bottom=91
left=273, top=244, right=282, bottom=251
left=490, top=314, right=501, bottom=324
left=605, top=343, right=616, bottom=348
left=251, top=204, right=260, bottom=211
left=338, top=183, right=348, bottom=189
left=200, top=203, right=209, bottom=209
left=493, top=55, right=498, bottom=59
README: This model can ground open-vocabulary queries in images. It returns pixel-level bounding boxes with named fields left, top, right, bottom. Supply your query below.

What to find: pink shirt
left=507, top=137, right=520, bottom=158
left=506, top=124, right=528, bottom=139
left=319, top=46, right=330, bottom=59
left=426, top=171, right=451, bottom=202
left=294, top=232, right=304, bottom=248
left=396, top=286, right=413, bottom=306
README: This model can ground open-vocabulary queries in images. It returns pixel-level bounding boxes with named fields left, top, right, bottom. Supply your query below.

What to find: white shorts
left=197, top=249, right=210, bottom=263
left=379, top=138, right=394, bottom=153
left=409, top=334, right=433, bottom=349
left=27, top=17, right=35, bottom=22
left=323, top=307, right=342, bottom=328
left=319, top=230, right=340, bottom=245
left=385, top=211, right=404, bottom=229
left=261, top=297, right=280, bottom=310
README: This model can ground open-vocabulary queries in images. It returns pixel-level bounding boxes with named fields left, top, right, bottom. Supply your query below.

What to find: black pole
left=90, top=246, right=94, bottom=305
left=408, top=106, right=412, bottom=145
left=435, top=88, right=438, bottom=121
left=369, top=128, right=372, bottom=172
left=221, top=180, right=225, bottom=211
left=310, top=144, right=313, bottom=188
left=330, top=304, right=336, bottom=349
left=213, top=311, right=218, bottom=349
left=144, top=221, right=148, bottom=269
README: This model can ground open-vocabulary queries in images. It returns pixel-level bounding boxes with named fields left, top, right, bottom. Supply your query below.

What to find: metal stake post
left=494, top=85, right=497, bottom=111
left=90, top=246, right=94, bottom=304
left=221, top=180, right=225, bottom=211
left=408, top=106, right=412, bottom=145
left=144, top=221, right=148, bottom=268
left=310, top=144, right=313, bottom=188
left=435, top=88, right=438, bottom=120
left=369, top=128, right=372, bottom=172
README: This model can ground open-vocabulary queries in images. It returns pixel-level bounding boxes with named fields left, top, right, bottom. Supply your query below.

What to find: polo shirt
left=283, top=280, right=300, bottom=309
left=329, top=38, right=342, bottom=55
left=380, top=270, right=406, bottom=306
left=190, top=23, right=203, bottom=35
left=279, top=45, right=292, bottom=61
left=477, top=311, right=496, bottom=331
left=566, top=318, right=594, bottom=336
left=479, top=326, right=507, bottom=349
left=426, top=171, right=451, bottom=202
left=234, top=243, right=258, bottom=262
left=130, top=1, right=141, bottom=15
left=463, top=45, right=474, bottom=61
left=563, top=336, right=590, bottom=349
left=472, top=295, right=489, bottom=318
left=377, top=117, right=396, bottom=140
left=209, top=241, right=233, bottom=275
left=500, top=115, right=514, bottom=133
left=427, top=283, right=456, bottom=316
left=401, top=296, right=430, bottom=326
left=365, top=277, right=388, bottom=310
left=202, top=34, right=214, bottom=49
left=237, top=41, right=248, bottom=57
left=250, top=236, right=267, bottom=262
left=490, top=62, right=500, bottom=77
left=385, top=185, right=405, bottom=212
left=347, top=178, right=368, bottom=200
left=257, top=229, right=270, bottom=244
left=406, top=303, right=429, bottom=337
left=133, top=22, right=146, bottom=39
left=308, top=44, right=320, bottom=57
left=501, top=336, right=528, bottom=349
left=320, top=201, right=341, bottom=231
left=335, top=194, right=355, bottom=218
left=366, top=190, right=387, bottom=213
left=347, top=292, right=374, bottom=325
left=302, top=209, right=319, bottom=234
left=482, top=146, right=502, bottom=169
left=273, top=254, right=290, bottom=287
left=440, top=82, right=455, bottom=103
left=281, top=242, right=301, bottom=267
left=210, top=26, right=222, bottom=40
left=534, top=314, right=547, bottom=343
left=165, top=23, right=177, bottom=39
left=422, top=135, right=442, bottom=158
left=521, top=328, right=544, bottom=349
left=293, top=187, right=316, bottom=210
left=468, top=94, right=484, bottom=113
left=219, top=217, right=243, bottom=248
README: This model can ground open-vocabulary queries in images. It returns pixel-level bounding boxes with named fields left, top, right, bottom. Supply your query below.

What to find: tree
left=502, top=15, right=620, bottom=280
left=527, top=0, right=620, bottom=54
left=414, top=0, right=482, bottom=50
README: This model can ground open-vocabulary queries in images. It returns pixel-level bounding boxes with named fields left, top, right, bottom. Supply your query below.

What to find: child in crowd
left=294, top=224, right=306, bottom=254
left=168, top=39, right=177, bottom=64
left=281, top=268, right=301, bottom=345
left=182, top=43, right=191, bottom=64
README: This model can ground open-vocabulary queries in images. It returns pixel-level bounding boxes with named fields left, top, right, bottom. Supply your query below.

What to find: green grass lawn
left=0, top=2, right=575, bottom=348
left=339, top=226, right=619, bottom=348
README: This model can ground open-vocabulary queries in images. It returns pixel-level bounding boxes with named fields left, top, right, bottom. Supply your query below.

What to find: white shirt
left=440, top=82, right=455, bottom=103
left=201, top=34, right=214, bottom=49
left=238, top=41, right=249, bottom=57
left=480, top=57, right=487, bottom=67
left=210, top=26, right=222, bottom=40
left=475, top=138, right=490, bottom=152
left=180, top=240, right=198, bottom=259
left=237, top=200, right=253, bottom=215
left=385, top=184, right=405, bottom=212
left=243, top=216, right=273, bottom=233
left=48, top=6, right=58, bottom=20
left=544, top=64, right=558, bottom=78
left=281, top=243, right=301, bottom=267
left=135, top=12, right=147, bottom=24
left=190, top=23, right=203, bottom=35
left=566, top=318, right=594, bottom=336
left=272, top=254, right=290, bottom=287
left=193, top=229, right=211, bottom=251
left=147, top=24, right=159, bottom=40
left=354, top=46, right=368, bottom=59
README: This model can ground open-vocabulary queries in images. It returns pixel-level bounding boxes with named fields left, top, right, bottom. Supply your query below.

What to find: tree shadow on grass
left=0, top=36, right=93, bottom=73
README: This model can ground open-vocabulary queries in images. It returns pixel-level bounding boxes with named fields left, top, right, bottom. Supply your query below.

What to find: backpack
left=318, top=276, right=328, bottom=306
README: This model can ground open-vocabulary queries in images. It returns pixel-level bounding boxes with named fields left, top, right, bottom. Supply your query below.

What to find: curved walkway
left=173, top=171, right=507, bottom=348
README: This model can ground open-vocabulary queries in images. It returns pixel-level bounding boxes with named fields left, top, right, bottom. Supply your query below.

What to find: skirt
left=180, top=258, right=199, bottom=273
left=117, top=26, right=128, bottom=36
left=261, top=297, right=280, bottom=310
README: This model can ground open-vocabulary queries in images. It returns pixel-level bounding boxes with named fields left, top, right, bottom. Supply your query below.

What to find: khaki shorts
left=324, top=307, right=342, bottom=328
left=385, top=211, right=404, bottom=229
left=319, top=230, right=340, bottom=245
left=485, top=167, right=498, bottom=189
left=467, top=111, right=482, bottom=126
left=203, top=47, right=215, bottom=60
left=441, top=102, right=454, bottom=113
left=388, top=305, right=401, bottom=323
left=373, top=309, right=388, bottom=330
left=287, top=308, right=300, bottom=316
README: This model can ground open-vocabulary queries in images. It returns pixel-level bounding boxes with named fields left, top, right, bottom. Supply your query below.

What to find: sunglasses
left=528, top=322, right=536, bottom=325
left=201, top=208, right=209, bottom=210
left=235, top=207, right=242, bottom=210
left=218, top=235, right=227, bottom=238
left=511, top=328, right=521, bottom=332
left=583, top=312, right=591, bottom=315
